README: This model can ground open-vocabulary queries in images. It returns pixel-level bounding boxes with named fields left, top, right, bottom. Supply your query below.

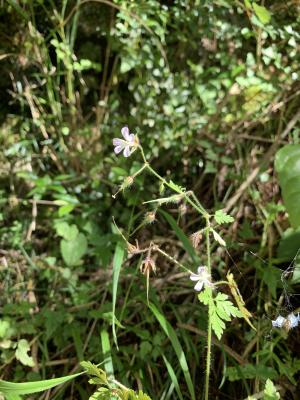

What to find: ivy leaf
left=263, top=379, right=280, bottom=400
left=15, top=339, right=34, bottom=367
left=252, top=3, right=271, bottom=24
left=198, top=289, right=242, bottom=340
left=214, top=210, right=234, bottom=225
left=227, top=271, right=256, bottom=331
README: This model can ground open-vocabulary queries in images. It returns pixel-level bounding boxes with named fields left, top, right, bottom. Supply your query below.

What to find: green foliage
left=263, top=379, right=280, bottom=400
left=1, top=0, right=300, bottom=398
left=198, top=289, right=242, bottom=340
left=275, top=144, right=300, bottom=228
left=15, top=339, right=34, bottom=368
left=214, top=210, right=234, bottom=225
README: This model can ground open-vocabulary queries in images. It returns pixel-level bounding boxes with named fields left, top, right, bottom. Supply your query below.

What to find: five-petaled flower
left=190, top=266, right=213, bottom=292
left=113, top=126, right=138, bottom=158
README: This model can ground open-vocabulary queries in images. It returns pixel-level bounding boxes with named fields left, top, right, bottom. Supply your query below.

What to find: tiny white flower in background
left=271, top=315, right=285, bottom=328
left=190, top=266, right=212, bottom=292
left=272, top=313, right=300, bottom=330
left=113, top=126, right=138, bottom=158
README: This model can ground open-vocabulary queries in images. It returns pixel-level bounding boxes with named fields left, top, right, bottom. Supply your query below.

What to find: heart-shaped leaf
left=61, top=233, right=87, bottom=266
left=55, top=222, right=79, bottom=241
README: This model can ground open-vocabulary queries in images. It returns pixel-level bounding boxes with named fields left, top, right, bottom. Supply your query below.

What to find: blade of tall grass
left=100, top=329, right=114, bottom=380
left=149, top=303, right=196, bottom=400
left=112, top=241, right=125, bottom=349
left=161, top=354, right=184, bottom=400
left=0, top=372, right=82, bottom=396
left=159, top=210, right=200, bottom=265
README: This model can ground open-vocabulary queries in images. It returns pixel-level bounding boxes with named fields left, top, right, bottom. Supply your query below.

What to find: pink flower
left=190, top=266, right=212, bottom=292
left=113, top=126, right=137, bottom=158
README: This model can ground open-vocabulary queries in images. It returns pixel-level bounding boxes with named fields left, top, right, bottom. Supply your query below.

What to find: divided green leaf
left=214, top=210, right=234, bottom=224
left=263, top=379, right=280, bottom=400
left=198, top=290, right=242, bottom=340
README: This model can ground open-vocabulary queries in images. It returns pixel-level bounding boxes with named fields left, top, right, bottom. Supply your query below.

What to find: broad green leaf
left=60, top=233, right=87, bottom=266
left=277, top=228, right=300, bottom=261
left=275, top=144, right=300, bottom=229
left=55, top=222, right=79, bottom=240
left=252, top=3, right=271, bottom=24
left=0, top=372, right=82, bottom=395
left=149, top=303, right=195, bottom=400
left=58, top=204, right=76, bottom=217
left=15, top=339, right=34, bottom=367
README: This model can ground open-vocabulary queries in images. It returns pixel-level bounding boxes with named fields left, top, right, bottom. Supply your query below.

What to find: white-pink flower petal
left=194, top=280, right=204, bottom=292
left=113, top=138, right=124, bottom=146
left=121, top=126, right=130, bottom=141
left=123, top=146, right=131, bottom=158
left=114, top=145, right=123, bottom=154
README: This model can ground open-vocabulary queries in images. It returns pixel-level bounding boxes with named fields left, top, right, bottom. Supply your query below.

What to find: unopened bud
left=190, top=231, right=202, bottom=248
left=159, top=182, right=165, bottom=194
left=144, top=211, right=156, bottom=224
left=121, top=176, right=134, bottom=190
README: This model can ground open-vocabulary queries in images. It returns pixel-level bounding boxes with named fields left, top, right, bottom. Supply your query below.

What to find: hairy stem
left=205, top=218, right=212, bottom=400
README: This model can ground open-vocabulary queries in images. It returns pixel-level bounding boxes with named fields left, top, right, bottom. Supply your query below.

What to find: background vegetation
left=1, top=0, right=300, bottom=399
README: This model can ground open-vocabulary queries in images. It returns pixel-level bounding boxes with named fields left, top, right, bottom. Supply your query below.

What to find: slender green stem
left=139, top=147, right=208, bottom=218
left=154, top=246, right=191, bottom=273
left=205, top=218, right=212, bottom=400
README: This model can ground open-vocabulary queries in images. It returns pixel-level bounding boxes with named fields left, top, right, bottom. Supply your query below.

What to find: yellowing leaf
left=212, top=229, right=226, bottom=247
left=227, top=271, right=256, bottom=331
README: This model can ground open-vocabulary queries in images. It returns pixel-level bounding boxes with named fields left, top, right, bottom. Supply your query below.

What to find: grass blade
left=0, top=372, right=82, bottom=395
left=162, top=354, right=184, bottom=400
left=159, top=210, right=199, bottom=265
left=100, top=329, right=114, bottom=380
left=112, top=241, right=125, bottom=349
left=149, top=303, right=196, bottom=400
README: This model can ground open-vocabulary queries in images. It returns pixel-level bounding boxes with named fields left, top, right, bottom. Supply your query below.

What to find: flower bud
left=121, top=176, right=134, bottom=190
left=190, top=231, right=202, bottom=248
left=144, top=211, right=156, bottom=224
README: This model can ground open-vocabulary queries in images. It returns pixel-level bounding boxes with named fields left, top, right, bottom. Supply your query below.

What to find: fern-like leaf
left=199, top=289, right=242, bottom=339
